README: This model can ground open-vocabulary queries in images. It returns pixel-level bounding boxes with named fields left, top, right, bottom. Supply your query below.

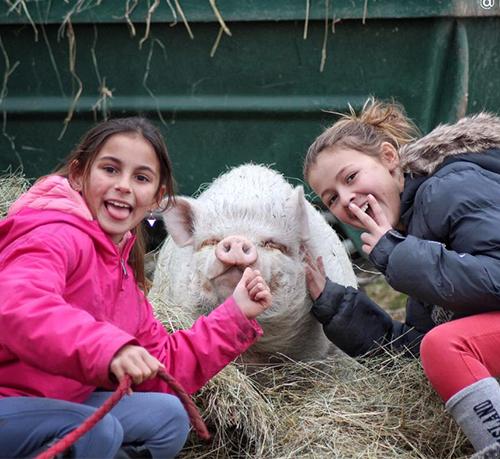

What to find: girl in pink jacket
left=0, top=117, right=271, bottom=459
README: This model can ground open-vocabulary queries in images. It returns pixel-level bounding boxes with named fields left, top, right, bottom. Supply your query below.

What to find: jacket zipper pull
left=120, top=258, right=128, bottom=277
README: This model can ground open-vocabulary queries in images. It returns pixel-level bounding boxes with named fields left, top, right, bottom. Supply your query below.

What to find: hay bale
left=150, top=288, right=474, bottom=459
left=0, top=169, right=30, bottom=217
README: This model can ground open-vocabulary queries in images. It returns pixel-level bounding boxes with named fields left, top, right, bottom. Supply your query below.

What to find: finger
left=249, top=282, right=264, bottom=298
left=362, top=244, right=372, bottom=255
left=317, top=256, right=326, bottom=276
left=143, top=354, right=164, bottom=378
left=246, top=275, right=263, bottom=291
left=367, top=194, right=388, bottom=226
left=349, top=202, right=377, bottom=231
left=237, top=267, right=253, bottom=288
left=305, top=266, right=314, bottom=282
left=124, top=364, right=145, bottom=385
left=111, top=366, right=125, bottom=385
left=255, top=290, right=272, bottom=307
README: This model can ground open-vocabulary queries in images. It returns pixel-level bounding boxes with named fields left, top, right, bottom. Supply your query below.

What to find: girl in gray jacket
left=304, top=98, right=500, bottom=457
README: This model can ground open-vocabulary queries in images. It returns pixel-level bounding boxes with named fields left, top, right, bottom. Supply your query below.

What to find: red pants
left=420, top=311, right=500, bottom=402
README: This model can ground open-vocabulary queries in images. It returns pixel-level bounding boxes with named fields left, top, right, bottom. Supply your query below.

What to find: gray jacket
left=312, top=113, right=500, bottom=357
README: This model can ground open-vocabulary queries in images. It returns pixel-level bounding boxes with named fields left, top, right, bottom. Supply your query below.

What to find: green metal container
left=0, top=0, right=498, bottom=254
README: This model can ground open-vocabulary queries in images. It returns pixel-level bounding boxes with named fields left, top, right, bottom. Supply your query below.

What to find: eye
left=136, top=174, right=151, bottom=183
left=262, top=240, right=288, bottom=254
left=346, top=172, right=357, bottom=183
left=327, top=194, right=338, bottom=207
left=199, top=238, right=220, bottom=249
left=103, top=165, right=117, bottom=174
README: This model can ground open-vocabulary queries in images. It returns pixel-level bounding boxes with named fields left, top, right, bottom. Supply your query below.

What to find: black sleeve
left=369, top=173, right=500, bottom=314
left=311, top=278, right=423, bottom=357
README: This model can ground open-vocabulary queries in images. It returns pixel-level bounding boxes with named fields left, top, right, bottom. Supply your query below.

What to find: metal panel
left=0, top=0, right=498, bottom=200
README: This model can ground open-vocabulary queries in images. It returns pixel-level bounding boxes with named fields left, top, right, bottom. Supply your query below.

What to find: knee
left=144, top=394, right=190, bottom=458
left=80, top=413, right=123, bottom=456
left=161, top=396, right=190, bottom=453
left=421, top=326, right=452, bottom=380
left=421, top=323, right=468, bottom=384
left=421, top=326, right=446, bottom=369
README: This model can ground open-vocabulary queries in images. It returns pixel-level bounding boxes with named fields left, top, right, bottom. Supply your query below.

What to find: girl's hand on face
left=233, top=267, right=272, bottom=320
left=349, top=194, right=393, bottom=255
left=304, top=251, right=326, bottom=301
left=110, top=344, right=165, bottom=391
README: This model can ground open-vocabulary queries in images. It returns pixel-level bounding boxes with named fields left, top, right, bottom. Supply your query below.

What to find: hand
left=110, top=344, right=164, bottom=390
left=233, top=267, right=272, bottom=319
left=349, top=194, right=393, bottom=255
left=304, top=251, right=326, bottom=301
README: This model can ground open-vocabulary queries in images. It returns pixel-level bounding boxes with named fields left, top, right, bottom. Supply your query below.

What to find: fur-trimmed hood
left=399, top=113, right=500, bottom=175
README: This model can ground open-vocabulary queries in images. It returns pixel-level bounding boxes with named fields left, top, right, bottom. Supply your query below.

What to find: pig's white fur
left=151, top=164, right=357, bottom=362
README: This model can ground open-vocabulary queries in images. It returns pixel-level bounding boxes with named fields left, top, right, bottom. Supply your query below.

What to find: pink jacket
left=0, top=175, right=262, bottom=402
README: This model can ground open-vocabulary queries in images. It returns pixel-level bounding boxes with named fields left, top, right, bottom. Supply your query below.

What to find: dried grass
left=150, top=290, right=474, bottom=459
left=0, top=172, right=474, bottom=458
left=0, top=169, right=30, bottom=217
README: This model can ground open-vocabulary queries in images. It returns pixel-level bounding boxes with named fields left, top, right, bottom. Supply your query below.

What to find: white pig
left=150, top=164, right=357, bottom=362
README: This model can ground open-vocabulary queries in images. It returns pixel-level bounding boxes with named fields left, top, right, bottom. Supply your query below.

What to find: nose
left=339, top=189, right=355, bottom=208
left=215, top=235, right=258, bottom=267
left=114, top=175, right=132, bottom=193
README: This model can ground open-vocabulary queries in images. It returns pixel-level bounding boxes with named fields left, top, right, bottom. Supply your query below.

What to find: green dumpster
left=0, top=0, right=498, bottom=255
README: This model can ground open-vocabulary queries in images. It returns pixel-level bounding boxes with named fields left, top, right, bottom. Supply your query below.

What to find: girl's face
left=307, top=143, right=404, bottom=230
left=74, top=133, right=164, bottom=243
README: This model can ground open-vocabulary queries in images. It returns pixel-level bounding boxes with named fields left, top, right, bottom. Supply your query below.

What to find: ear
left=158, top=197, right=197, bottom=247
left=68, top=160, right=83, bottom=192
left=286, top=186, right=311, bottom=243
left=153, top=185, right=167, bottom=207
left=380, top=142, right=400, bottom=173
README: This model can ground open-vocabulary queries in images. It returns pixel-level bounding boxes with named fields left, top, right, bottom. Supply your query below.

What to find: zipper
left=120, top=257, right=128, bottom=278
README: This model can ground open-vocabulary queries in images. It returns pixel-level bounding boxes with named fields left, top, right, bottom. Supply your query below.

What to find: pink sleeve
left=136, top=297, right=263, bottom=394
left=0, top=231, right=137, bottom=387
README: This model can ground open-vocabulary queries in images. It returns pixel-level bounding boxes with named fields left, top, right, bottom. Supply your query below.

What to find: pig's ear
left=287, top=186, right=311, bottom=243
left=157, top=197, right=197, bottom=247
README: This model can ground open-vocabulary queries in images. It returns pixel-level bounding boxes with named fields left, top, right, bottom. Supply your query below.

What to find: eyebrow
left=97, top=156, right=157, bottom=175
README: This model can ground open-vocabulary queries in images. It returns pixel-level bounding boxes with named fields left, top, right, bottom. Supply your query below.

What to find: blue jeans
left=0, top=391, right=190, bottom=459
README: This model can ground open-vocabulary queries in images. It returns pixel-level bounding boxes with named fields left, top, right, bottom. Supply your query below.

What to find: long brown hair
left=303, top=98, right=420, bottom=180
left=54, top=117, right=175, bottom=291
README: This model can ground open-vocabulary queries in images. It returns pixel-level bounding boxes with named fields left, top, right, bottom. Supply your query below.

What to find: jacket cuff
left=224, top=296, right=263, bottom=342
left=369, top=230, right=405, bottom=274
left=311, top=278, right=347, bottom=324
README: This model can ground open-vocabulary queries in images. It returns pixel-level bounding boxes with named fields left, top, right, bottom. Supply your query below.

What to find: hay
left=0, top=169, right=30, bottom=217
left=0, top=171, right=474, bottom=458
left=150, top=290, right=474, bottom=459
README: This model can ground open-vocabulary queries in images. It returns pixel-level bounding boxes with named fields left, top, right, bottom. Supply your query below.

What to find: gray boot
left=470, top=442, right=500, bottom=459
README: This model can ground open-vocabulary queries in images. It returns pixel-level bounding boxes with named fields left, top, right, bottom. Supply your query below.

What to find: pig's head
left=152, top=164, right=356, bottom=361
left=159, top=178, right=310, bottom=315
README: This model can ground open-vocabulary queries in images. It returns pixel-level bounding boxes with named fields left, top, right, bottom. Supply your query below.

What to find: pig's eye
left=199, top=238, right=220, bottom=249
left=262, top=240, right=288, bottom=254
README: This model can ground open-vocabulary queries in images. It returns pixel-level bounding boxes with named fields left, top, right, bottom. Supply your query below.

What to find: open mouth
left=105, top=200, right=132, bottom=220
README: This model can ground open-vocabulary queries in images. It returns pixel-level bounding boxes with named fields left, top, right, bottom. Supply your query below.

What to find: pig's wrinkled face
left=159, top=178, right=312, bottom=318
left=191, top=217, right=304, bottom=310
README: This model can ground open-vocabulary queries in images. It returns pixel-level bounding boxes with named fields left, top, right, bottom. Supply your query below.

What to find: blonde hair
left=303, top=98, right=420, bottom=179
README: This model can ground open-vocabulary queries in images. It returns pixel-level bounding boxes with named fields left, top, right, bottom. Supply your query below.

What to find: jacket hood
left=3, top=175, right=133, bottom=255
left=8, top=175, right=93, bottom=220
left=399, top=112, right=500, bottom=175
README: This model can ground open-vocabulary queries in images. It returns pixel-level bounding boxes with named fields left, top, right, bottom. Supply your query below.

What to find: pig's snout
left=215, top=236, right=257, bottom=267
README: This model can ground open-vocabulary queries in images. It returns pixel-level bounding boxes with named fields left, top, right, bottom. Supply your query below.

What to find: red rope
left=35, top=369, right=210, bottom=459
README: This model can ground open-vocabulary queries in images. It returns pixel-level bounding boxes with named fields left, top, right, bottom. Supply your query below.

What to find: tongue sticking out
left=106, top=202, right=131, bottom=220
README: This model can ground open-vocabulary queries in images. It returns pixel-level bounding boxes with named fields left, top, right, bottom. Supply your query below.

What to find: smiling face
left=74, top=133, right=163, bottom=243
left=307, top=144, right=404, bottom=230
